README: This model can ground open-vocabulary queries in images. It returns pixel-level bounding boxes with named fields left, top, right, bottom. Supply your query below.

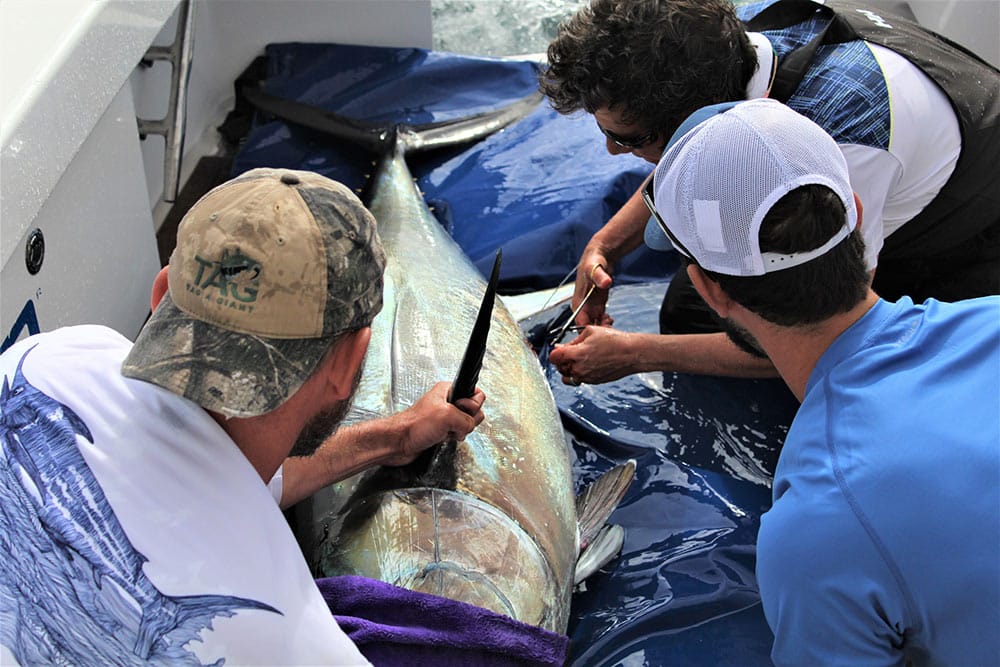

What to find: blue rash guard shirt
left=757, top=297, right=1000, bottom=667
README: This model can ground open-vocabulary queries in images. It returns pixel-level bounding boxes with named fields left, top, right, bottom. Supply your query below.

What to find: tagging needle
left=549, top=283, right=596, bottom=344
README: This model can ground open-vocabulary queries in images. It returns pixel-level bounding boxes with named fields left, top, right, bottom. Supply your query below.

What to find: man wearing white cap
left=646, top=97, right=999, bottom=665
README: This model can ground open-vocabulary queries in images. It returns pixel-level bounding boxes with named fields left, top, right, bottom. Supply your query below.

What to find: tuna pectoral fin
left=576, top=459, right=636, bottom=551
left=573, top=460, right=635, bottom=584
left=574, top=524, right=625, bottom=585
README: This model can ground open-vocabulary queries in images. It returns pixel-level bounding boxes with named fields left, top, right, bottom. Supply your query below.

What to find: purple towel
left=317, top=575, right=569, bottom=666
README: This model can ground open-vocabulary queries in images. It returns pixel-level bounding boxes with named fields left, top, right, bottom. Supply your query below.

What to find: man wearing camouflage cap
left=0, top=168, right=485, bottom=664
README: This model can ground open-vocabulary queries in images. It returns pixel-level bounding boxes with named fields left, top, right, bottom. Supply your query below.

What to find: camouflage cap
left=122, top=168, right=385, bottom=418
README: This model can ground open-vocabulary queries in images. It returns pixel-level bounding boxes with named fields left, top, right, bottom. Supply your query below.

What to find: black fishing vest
left=746, top=0, right=1000, bottom=259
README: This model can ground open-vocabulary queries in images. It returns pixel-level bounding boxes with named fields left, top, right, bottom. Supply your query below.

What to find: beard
left=288, top=361, right=365, bottom=458
left=722, top=318, right=769, bottom=360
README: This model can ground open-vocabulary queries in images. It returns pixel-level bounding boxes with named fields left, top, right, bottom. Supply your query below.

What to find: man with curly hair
left=541, top=0, right=1000, bottom=385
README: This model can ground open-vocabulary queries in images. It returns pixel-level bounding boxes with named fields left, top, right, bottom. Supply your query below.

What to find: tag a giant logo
left=186, top=248, right=261, bottom=312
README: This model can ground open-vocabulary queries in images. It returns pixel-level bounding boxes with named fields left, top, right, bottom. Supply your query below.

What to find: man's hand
left=380, top=381, right=486, bottom=466
left=549, top=326, right=638, bottom=385
left=568, top=173, right=662, bottom=326
left=573, top=247, right=615, bottom=327
left=547, top=328, right=780, bottom=389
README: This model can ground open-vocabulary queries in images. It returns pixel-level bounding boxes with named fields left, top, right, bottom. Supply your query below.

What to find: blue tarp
left=233, top=43, right=798, bottom=664
left=231, top=42, right=666, bottom=292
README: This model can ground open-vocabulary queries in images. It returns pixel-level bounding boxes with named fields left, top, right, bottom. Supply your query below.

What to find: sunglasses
left=641, top=177, right=696, bottom=262
left=598, top=124, right=658, bottom=150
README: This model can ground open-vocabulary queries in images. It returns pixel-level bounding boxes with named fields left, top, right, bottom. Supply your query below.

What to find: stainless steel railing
left=137, top=0, right=195, bottom=204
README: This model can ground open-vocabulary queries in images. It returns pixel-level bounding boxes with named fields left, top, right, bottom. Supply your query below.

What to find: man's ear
left=151, top=265, right=170, bottom=312
left=323, top=327, right=372, bottom=399
left=854, top=192, right=864, bottom=231
left=687, top=264, right=734, bottom=318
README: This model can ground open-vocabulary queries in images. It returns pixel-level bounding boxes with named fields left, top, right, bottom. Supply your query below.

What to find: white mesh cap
left=648, top=98, right=857, bottom=276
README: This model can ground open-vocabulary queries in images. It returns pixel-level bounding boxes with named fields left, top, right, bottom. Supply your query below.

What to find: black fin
left=450, top=248, right=502, bottom=404
left=242, top=87, right=542, bottom=156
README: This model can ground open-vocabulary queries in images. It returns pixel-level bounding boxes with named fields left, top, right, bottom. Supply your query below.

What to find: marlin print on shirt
left=0, top=345, right=280, bottom=666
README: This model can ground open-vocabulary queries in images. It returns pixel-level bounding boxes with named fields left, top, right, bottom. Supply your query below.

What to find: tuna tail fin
left=573, top=459, right=636, bottom=582
left=241, top=86, right=542, bottom=156
left=394, top=92, right=543, bottom=154
left=134, top=593, right=281, bottom=659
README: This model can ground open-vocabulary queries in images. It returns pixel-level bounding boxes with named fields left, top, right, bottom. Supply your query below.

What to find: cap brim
left=644, top=216, right=676, bottom=252
left=121, top=292, right=334, bottom=418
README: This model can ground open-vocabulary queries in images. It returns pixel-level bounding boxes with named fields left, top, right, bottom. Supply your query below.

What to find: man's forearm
left=592, top=183, right=653, bottom=262
left=277, top=383, right=486, bottom=509
left=632, top=331, right=779, bottom=378
left=278, top=416, right=405, bottom=509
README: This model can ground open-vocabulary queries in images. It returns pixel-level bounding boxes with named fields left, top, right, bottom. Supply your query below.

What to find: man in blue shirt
left=646, top=97, right=1000, bottom=665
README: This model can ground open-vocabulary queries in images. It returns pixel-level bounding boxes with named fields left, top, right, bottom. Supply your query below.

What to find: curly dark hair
left=704, top=185, right=870, bottom=326
left=540, top=0, right=757, bottom=137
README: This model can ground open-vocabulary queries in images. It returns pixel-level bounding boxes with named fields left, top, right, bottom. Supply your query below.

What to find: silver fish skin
left=298, top=133, right=578, bottom=633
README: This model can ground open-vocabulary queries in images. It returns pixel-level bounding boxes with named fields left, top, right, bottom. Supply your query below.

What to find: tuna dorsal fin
left=576, top=459, right=636, bottom=552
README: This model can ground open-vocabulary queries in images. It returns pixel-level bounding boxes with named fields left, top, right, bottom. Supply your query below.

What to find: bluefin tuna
left=244, top=87, right=633, bottom=634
